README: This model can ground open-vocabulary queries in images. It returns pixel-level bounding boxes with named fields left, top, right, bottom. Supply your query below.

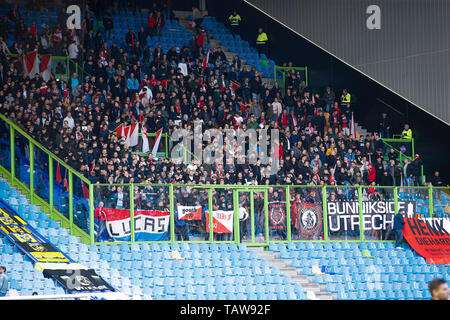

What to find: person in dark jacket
left=392, top=209, right=405, bottom=248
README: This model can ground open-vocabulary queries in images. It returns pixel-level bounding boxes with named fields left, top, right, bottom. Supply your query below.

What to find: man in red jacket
left=367, top=163, right=376, bottom=184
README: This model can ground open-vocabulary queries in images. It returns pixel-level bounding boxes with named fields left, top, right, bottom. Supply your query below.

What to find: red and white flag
left=116, top=124, right=125, bottom=138
left=202, top=50, right=210, bottom=69
left=142, top=126, right=150, bottom=153
left=350, top=112, right=358, bottom=139
left=89, top=160, right=95, bottom=175
left=230, top=80, right=240, bottom=95
left=138, top=86, right=152, bottom=101
left=125, top=123, right=139, bottom=147
left=21, top=50, right=40, bottom=79
left=177, top=206, right=202, bottom=220
left=205, top=210, right=234, bottom=233
left=152, top=128, right=163, bottom=158
left=40, top=55, right=52, bottom=82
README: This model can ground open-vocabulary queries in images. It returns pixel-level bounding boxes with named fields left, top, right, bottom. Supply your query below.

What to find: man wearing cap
left=392, top=209, right=405, bottom=249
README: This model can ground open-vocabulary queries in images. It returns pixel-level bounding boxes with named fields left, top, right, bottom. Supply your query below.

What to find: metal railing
left=274, top=66, right=308, bottom=95
left=381, top=137, right=424, bottom=183
left=0, top=114, right=448, bottom=247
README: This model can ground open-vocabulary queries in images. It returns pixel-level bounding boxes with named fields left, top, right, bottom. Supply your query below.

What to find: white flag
left=142, top=126, right=150, bottom=153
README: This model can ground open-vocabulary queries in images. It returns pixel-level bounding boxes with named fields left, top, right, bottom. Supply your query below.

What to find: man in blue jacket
left=393, top=209, right=405, bottom=249
left=0, top=266, right=8, bottom=297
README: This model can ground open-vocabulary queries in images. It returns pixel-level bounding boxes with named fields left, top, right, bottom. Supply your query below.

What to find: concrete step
left=250, top=247, right=337, bottom=300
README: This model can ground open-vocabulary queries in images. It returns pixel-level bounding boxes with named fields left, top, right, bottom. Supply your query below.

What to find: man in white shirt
left=63, top=112, right=75, bottom=129
left=178, top=57, right=188, bottom=76
left=68, top=40, right=79, bottom=60
left=272, top=98, right=282, bottom=122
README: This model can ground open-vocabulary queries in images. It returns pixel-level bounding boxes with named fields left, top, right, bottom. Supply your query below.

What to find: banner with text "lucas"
left=104, top=208, right=170, bottom=241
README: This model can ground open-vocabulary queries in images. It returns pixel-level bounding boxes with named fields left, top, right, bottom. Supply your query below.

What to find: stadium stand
left=0, top=2, right=448, bottom=301
left=1, top=177, right=313, bottom=299
left=268, top=241, right=449, bottom=300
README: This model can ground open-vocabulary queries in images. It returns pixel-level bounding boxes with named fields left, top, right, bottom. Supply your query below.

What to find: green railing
left=274, top=66, right=308, bottom=95
left=382, top=137, right=424, bottom=183
left=6, top=53, right=70, bottom=80
left=0, top=114, right=448, bottom=247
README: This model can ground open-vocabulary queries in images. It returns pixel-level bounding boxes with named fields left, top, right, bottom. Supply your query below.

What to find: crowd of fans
left=0, top=1, right=437, bottom=197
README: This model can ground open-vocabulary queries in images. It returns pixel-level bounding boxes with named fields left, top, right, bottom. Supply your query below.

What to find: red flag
left=56, top=162, right=62, bottom=184
left=64, top=176, right=69, bottom=191
left=89, top=160, right=95, bottom=175
left=202, top=50, right=210, bottom=69
left=81, top=182, right=89, bottom=200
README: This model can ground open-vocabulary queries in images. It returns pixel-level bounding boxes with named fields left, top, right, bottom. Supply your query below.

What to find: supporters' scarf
left=292, top=115, right=297, bottom=127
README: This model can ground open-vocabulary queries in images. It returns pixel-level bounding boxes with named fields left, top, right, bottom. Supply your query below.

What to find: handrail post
left=165, top=133, right=169, bottom=158
left=322, top=186, right=328, bottom=241
left=250, top=190, right=255, bottom=244
left=233, top=188, right=239, bottom=245
left=358, top=186, right=364, bottom=241
left=264, top=189, right=269, bottom=245
left=169, top=184, right=175, bottom=242
left=428, top=186, right=433, bottom=218
left=29, top=142, right=34, bottom=202
left=10, top=125, right=15, bottom=183
left=49, top=155, right=53, bottom=219
left=68, top=170, right=73, bottom=234
left=208, top=187, right=214, bottom=242
left=89, top=182, right=95, bottom=244
left=286, top=186, right=291, bottom=242
left=394, top=186, right=398, bottom=214
left=130, top=183, right=135, bottom=243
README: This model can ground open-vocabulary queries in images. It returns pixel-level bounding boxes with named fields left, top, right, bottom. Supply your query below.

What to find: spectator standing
left=255, top=27, right=268, bottom=55
left=228, top=10, right=242, bottom=35
left=379, top=112, right=391, bottom=138
left=340, top=89, right=351, bottom=107
left=401, top=123, right=412, bottom=139
left=412, top=154, right=423, bottom=186
left=392, top=209, right=405, bottom=249
left=323, top=86, right=335, bottom=113
left=0, top=266, right=8, bottom=297
left=103, top=13, right=114, bottom=41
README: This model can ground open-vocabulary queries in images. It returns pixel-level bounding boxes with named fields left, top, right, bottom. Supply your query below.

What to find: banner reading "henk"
left=403, top=217, right=450, bottom=265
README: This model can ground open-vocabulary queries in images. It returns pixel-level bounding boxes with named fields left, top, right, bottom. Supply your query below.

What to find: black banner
left=327, top=200, right=417, bottom=233
left=43, top=269, right=115, bottom=293
left=291, top=201, right=323, bottom=240
left=268, top=202, right=286, bottom=231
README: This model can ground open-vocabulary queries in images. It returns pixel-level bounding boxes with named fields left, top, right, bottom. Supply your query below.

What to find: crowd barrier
left=0, top=114, right=448, bottom=246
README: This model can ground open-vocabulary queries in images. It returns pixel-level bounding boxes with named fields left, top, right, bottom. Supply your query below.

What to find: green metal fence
left=274, top=66, right=308, bottom=95
left=0, top=114, right=448, bottom=247
left=381, top=137, right=424, bottom=183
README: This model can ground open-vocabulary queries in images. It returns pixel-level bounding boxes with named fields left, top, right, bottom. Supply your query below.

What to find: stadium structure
left=0, top=0, right=448, bottom=302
